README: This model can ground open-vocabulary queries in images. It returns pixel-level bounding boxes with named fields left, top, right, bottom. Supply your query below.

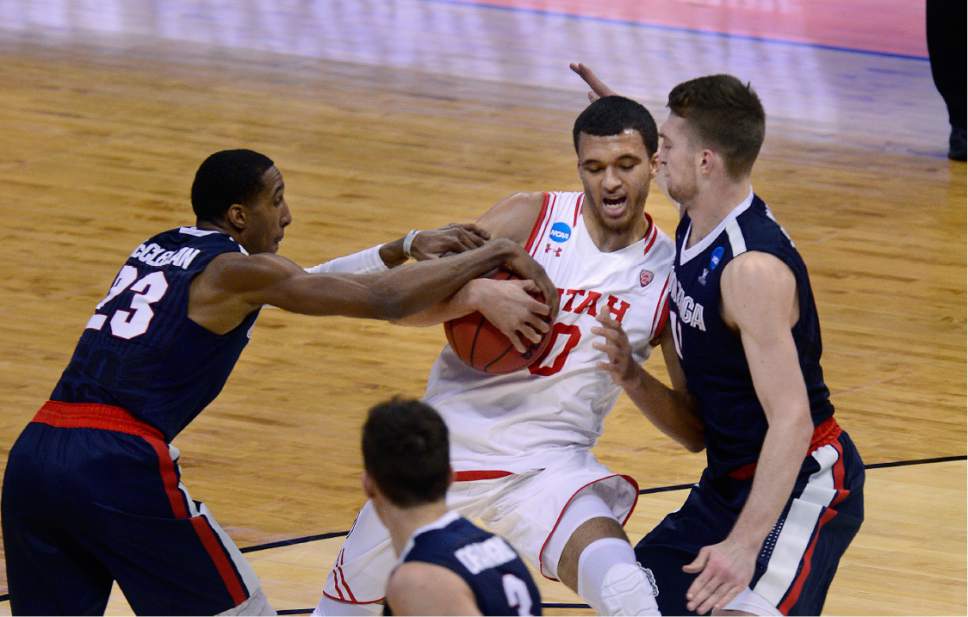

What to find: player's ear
left=447, top=466, right=455, bottom=489
left=224, top=203, right=247, bottom=230
left=362, top=472, right=377, bottom=499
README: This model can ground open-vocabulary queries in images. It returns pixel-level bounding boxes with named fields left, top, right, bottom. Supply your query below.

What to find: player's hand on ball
left=470, top=278, right=551, bottom=354
left=502, top=246, right=559, bottom=322
left=569, top=62, right=619, bottom=102
left=592, top=312, right=639, bottom=388
left=410, top=223, right=490, bottom=260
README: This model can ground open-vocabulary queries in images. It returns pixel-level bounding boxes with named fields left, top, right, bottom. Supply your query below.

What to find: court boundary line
left=419, top=0, right=929, bottom=62
left=0, top=454, right=962, bottom=605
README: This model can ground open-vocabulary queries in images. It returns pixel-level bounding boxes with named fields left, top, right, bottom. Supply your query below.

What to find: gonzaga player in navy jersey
left=1, top=149, right=557, bottom=615
left=359, top=399, right=540, bottom=616
left=574, top=68, right=865, bottom=615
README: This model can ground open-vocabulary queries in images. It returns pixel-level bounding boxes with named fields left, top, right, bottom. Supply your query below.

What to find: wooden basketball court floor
left=0, top=0, right=964, bottom=614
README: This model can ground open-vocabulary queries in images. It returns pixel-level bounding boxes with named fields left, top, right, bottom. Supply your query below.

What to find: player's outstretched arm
left=392, top=192, right=559, bottom=349
left=592, top=313, right=704, bottom=451
left=189, top=238, right=552, bottom=332
left=683, top=251, right=814, bottom=615
left=385, top=563, right=482, bottom=616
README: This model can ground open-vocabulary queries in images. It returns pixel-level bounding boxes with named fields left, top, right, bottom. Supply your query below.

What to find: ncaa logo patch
left=639, top=269, right=653, bottom=287
left=549, top=222, right=572, bottom=243
left=709, top=245, right=725, bottom=271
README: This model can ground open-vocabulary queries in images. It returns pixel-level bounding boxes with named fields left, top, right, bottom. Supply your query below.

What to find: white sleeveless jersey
left=424, top=192, right=675, bottom=472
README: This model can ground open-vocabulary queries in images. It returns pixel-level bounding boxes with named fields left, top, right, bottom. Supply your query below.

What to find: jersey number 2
left=502, top=574, right=533, bottom=616
left=86, top=265, right=169, bottom=340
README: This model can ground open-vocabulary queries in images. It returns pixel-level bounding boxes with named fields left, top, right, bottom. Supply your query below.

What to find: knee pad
left=600, top=562, right=660, bottom=616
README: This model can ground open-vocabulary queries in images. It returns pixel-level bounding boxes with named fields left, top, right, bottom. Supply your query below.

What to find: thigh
left=634, top=485, right=734, bottom=616
left=2, top=425, right=113, bottom=615
left=753, top=433, right=865, bottom=615
left=322, top=500, right=396, bottom=604
left=455, top=450, right=638, bottom=579
left=80, top=440, right=261, bottom=615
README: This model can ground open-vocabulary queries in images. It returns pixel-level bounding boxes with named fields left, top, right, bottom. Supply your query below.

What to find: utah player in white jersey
left=317, top=97, right=697, bottom=616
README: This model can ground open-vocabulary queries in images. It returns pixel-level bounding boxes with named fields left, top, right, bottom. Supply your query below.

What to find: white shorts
left=323, top=449, right=638, bottom=604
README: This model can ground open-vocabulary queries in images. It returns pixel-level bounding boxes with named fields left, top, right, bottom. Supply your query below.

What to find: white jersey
left=424, top=192, right=675, bottom=472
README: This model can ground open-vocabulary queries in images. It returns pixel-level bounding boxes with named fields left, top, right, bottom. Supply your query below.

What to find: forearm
left=728, top=416, right=812, bottom=549
left=624, top=364, right=703, bottom=451
left=392, top=280, right=480, bottom=326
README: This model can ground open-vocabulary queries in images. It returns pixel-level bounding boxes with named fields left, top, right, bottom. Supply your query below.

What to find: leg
left=926, top=0, right=967, bottom=159
left=80, top=439, right=270, bottom=615
left=1, top=424, right=113, bottom=615
left=314, top=500, right=396, bottom=616
left=544, top=491, right=658, bottom=616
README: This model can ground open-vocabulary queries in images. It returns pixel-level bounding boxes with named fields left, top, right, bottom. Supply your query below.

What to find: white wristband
left=304, top=244, right=388, bottom=274
left=402, top=229, right=421, bottom=259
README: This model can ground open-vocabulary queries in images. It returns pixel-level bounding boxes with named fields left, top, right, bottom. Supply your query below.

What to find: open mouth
left=602, top=196, right=627, bottom=217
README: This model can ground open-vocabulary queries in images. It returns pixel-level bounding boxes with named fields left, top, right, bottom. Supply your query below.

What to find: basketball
left=444, top=269, right=553, bottom=374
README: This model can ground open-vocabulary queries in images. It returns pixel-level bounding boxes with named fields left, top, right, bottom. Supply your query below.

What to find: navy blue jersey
left=51, top=227, right=260, bottom=442
left=385, top=512, right=541, bottom=616
left=669, top=193, right=833, bottom=478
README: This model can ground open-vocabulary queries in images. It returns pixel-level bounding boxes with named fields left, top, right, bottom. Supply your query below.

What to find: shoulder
left=477, top=191, right=549, bottom=244
left=386, top=562, right=477, bottom=615
left=199, top=251, right=304, bottom=294
left=722, top=251, right=794, bottom=288
left=647, top=222, right=676, bottom=267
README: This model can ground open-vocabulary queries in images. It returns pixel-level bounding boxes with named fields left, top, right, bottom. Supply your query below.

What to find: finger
left=713, top=585, right=743, bottom=614
left=460, top=223, right=491, bottom=241
left=526, top=311, right=551, bottom=330
left=515, top=279, right=540, bottom=294
left=592, top=326, right=622, bottom=343
left=683, top=549, right=709, bottom=574
left=457, top=229, right=485, bottom=250
left=518, top=325, right=542, bottom=345
left=506, top=332, right=527, bottom=354
left=527, top=300, right=551, bottom=318
left=694, top=580, right=732, bottom=615
left=686, top=574, right=722, bottom=613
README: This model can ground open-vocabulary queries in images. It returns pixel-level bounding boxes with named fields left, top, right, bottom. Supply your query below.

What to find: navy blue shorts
left=635, top=423, right=864, bottom=616
left=2, top=401, right=259, bottom=615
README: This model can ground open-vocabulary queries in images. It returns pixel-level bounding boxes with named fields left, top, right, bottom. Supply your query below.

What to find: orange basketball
left=444, top=269, right=553, bottom=374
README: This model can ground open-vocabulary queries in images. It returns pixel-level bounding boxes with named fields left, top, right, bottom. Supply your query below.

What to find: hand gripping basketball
left=444, top=270, right=554, bottom=374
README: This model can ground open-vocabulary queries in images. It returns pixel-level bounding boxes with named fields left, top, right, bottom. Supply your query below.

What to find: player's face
left=657, top=114, right=701, bottom=206
left=576, top=130, right=655, bottom=235
left=241, top=165, right=292, bottom=254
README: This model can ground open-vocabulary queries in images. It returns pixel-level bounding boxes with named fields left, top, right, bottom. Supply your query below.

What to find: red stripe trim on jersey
left=32, top=400, right=165, bottom=441
left=454, top=470, right=513, bottom=481
left=190, top=516, right=248, bottom=607
left=524, top=193, right=552, bottom=254
left=642, top=212, right=658, bottom=255
left=648, top=274, right=672, bottom=346
left=537, top=474, right=640, bottom=581
left=322, top=590, right=384, bottom=605
left=777, top=443, right=847, bottom=614
left=649, top=296, right=671, bottom=347
left=727, top=417, right=842, bottom=480
left=529, top=193, right=558, bottom=257
left=335, top=548, right=358, bottom=602
left=572, top=193, right=584, bottom=227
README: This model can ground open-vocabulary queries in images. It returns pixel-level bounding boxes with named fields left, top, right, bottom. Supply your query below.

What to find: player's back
left=51, top=226, right=259, bottom=442
left=385, top=512, right=541, bottom=616
left=670, top=192, right=833, bottom=477
left=424, top=191, right=674, bottom=472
